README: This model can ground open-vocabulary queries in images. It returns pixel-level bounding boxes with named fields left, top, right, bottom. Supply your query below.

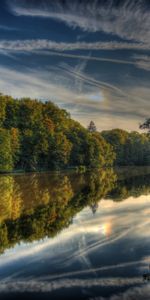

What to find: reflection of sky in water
left=0, top=194, right=150, bottom=299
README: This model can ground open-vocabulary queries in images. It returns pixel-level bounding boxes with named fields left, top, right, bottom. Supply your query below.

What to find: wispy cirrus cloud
left=0, top=24, right=18, bottom=31
left=1, top=39, right=150, bottom=72
left=133, top=54, right=150, bottom=71
left=0, top=61, right=149, bottom=132
left=0, top=39, right=149, bottom=52
left=8, top=0, right=150, bottom=46
left=0, top=65, right=81, bottom=102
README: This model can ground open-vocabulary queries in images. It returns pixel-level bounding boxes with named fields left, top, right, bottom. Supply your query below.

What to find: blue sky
left=0, top=0, right=150, bottom=131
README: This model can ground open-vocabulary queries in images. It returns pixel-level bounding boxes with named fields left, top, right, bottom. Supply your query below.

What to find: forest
left=0, top=93, right=150, bottom=172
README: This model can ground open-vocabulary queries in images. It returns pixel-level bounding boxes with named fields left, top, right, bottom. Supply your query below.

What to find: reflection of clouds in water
left=71, top=222, right=112, bottom=236
left=0, top=238, right=53, bottom=267
left=1, top=257, right=150, bottom=296
left=0, top=193, right=150, bottom=297
left=0, top=195, right=150, bottom=268
left=62, top=226, right=139, bottom=267
left=0, top=192, right=150, bottom=300
left=0, top=277, right=143, bottom=293
left=91, top=284, right=150, bottom=300
left=36, top=257, right=150, bottom=281
left=100, top=223, right=112, bottom=237
left=61, top=195, right=150, bottom=266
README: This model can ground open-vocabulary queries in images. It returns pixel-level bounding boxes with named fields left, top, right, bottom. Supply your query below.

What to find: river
left=0, top=167, right=150, bottom=299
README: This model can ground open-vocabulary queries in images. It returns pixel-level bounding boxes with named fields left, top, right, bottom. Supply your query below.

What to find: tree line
left=0, top=94, right=149, bottom=172
left=102, top=128, right=150, bottom=166
left=0, top=94, right=114, bottom=172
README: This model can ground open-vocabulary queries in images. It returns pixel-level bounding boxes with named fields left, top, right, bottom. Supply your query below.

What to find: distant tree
left=102, top=129, right=150, bottom=166
left=140, top=119, right=150, bottom=133
left=88, top=121, right=97, bottom=132
left=102, top=129, right=129, bottom=165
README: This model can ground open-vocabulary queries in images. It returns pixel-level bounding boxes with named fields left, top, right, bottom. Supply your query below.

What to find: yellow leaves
left=43, top=117, right=55, bottom=133
left=10, top=127, right=20, bottom=156
left=0, top=177, right=14, bottom=223
left=0, top=128, right=13, bottom=171
left=10, top=127, right=19, bottom=140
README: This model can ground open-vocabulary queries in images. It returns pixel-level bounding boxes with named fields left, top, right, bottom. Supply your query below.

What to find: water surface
left=0, top=168, right=150, bottom=299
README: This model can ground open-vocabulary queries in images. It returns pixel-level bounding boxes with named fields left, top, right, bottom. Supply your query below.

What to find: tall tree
left=88, top=121, right=97, bottom=132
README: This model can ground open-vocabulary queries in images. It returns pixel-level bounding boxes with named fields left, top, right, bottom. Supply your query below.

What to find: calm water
left=0, top=168, right=150, bottom=300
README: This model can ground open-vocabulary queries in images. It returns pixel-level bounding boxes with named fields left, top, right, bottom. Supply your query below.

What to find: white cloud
left=8, top=0, right=150, bottom=47
left=133, top=54, right=150, bottom=71
left=0, top=65, right=80, bottom=101
left=0, top=39, right=149, bottom=53
left=0, top=39, right=150, bottom=72
left=0, top=63, right=149, bottom=132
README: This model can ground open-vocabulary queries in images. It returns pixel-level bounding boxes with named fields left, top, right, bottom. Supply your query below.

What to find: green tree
left=102, top=129, right=129, bottom=165
left=0, top=128, right=13, bottom=171
left=0, top=94, right=6, bottom=127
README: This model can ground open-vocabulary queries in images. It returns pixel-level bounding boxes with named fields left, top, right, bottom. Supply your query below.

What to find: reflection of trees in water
left=0, top=168, right=150, bottom=253
left=72, top=169, right=117, bottom=214
left=0, top=176, right=22, bottom=222
left=108, top=171, right=150, bottom=201
left=0, top=177, right=13, bottom=223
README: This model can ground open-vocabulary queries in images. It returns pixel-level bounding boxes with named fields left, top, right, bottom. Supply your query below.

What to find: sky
left=0, top=0, right=150, bottom=131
